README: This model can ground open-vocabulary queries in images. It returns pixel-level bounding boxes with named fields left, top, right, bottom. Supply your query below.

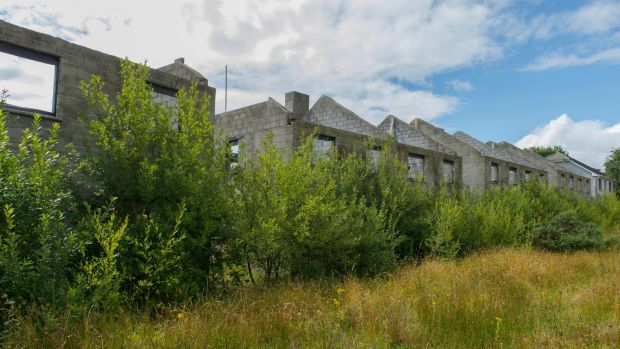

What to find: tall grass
left=5, top=248, right=620, bottom=348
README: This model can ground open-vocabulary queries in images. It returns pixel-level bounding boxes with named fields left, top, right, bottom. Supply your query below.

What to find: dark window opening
left=508, top=167, right=517, bottom=185
left=150, top=83, right=180, bottom=129
left=313, top=134, right=335, bottom=159
left=490, top=163, right=499, bottom=183
left=229, top=138, right=239, bottom=168
left=442, top=159, right=455, bottom=184
left=408, top=154, right=425, bottom=180
left=367, top=145, right=381, bottom=167
left=0, top=41, right=59, bottom=116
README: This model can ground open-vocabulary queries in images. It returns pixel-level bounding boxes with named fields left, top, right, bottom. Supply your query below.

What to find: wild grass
left=5, top=248, right=620, bottom=348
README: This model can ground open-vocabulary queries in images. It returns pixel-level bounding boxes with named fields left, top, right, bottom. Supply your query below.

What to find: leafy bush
left=0, top=111, right=80, bottom=310
left=232, top=133, right=398, bottom=282
left=80, top=60, right=233, bottom=297
left=532, top=211, right=604, bottom=252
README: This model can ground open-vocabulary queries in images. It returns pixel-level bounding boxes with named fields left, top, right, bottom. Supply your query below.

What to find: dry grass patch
left=5, top=248, right=620, bottom=348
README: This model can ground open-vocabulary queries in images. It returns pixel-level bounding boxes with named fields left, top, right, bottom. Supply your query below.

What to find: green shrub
left=80, top=60, right=233, bottom=297
left=533, top=211, right=604, bottom=252
left=0, top=111, right=80, bottom=310
left=232, top=133, right=398, bottom=282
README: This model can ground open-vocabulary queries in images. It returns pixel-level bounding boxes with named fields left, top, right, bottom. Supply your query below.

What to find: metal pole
left=225, top=65, right=228, bottom=112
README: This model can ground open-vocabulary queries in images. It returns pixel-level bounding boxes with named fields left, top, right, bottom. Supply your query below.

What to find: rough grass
left=5, top=248, right=620, bottom=348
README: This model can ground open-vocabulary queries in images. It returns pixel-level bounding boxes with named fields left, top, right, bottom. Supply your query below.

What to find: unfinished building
left=377, top=115, right=461, bottom=186
left=214, top=92, right=463, bottom=186
left=547, top=152, right=615, bottom=198
left=409, top=118, right=591, bottom=195
left=493, top=142, right=591, bottom=196
left=0, top=19, right=215, bottom=151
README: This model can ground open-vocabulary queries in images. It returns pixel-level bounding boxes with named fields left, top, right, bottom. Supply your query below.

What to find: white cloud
left=521, top=47, right=620, bottom=71
left=516, top=114, right=620, bottom=169
left=501, top=1, right=620, bottom=42
left=447, top=79, right=475, bottom=92
left=0, top=0, right=507, bottom=122
left=512, top=1, right=620, bottom=71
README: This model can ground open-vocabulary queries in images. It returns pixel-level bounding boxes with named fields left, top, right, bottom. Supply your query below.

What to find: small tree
left=232, top=132, right=398, bottom=282
left=80, top=60, right=233, bottom=298
left=528, top=145, right=569, bottom=157
left=604, top=148, right=620, bottom=198
left=0, top=109, right=80, bottom=311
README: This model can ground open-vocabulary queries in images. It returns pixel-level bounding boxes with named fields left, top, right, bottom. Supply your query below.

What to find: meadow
left=5, top=248, right=620, bottom=348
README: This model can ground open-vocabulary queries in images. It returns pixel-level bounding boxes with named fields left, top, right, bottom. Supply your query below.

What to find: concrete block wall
left=377, top=115, right=462, bottom=187
left=378, top=115, right=454, bottom=154
left=213, top=98, right=295, bottom=160
left=498, top=142, right=560, bottom=185
left=450, top=131, right=551, bottom=188
left=303, top=96, right=386, bottom=139
left=0, top=19, right=215, bottom=153
left=411, top=118, right=486, bottom=191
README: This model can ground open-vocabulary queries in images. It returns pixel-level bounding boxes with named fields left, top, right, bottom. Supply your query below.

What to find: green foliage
left=528, top=145, right=569, bottom=157
left=605, top=148, right=620, bottom=197
left=361, top=139, right=433, bottom=259
left=532, top=211, right=604, bottom=251
left=0, top=111, right=79, bottom=310
left=71, top=203, right=127, bottom=311
left=80, top=60, right=232, bottom=297
left=232, top=133, right=398, bottom=282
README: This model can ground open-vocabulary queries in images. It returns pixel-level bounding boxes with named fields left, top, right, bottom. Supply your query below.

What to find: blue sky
left=1, top=0, right=619, bottom=168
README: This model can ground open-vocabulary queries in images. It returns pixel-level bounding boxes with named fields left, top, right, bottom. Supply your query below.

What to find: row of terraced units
left=215, top=91, right=463, bottom=188
left=216, top=91, right=597, bottom=197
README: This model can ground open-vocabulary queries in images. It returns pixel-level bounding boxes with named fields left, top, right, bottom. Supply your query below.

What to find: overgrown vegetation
left=5, top=249, right=620, bottom=348
left=527, top=145, right=569, bottom=157
left=1, top=61, right=620, bottom=346
left=605, top=147, right=620, bottom=198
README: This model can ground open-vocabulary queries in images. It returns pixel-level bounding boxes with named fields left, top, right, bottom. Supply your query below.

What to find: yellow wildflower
left=177, top=312, right=184, bottom=320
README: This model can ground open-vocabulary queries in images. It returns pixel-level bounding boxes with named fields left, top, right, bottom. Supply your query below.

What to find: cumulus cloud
left=516, top=114, right=620, bottom=169
left=447, top=79, right=475, bottom=92
left=0, top=0, right=508, bottom=122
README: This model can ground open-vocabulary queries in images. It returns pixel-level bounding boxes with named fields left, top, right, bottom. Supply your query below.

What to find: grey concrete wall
left=0, top=19, right=215, bottom=152
left=303, top=95, right=386, bottom=139
left=214, top=98, right=295, bottom=160
left=411, top=118, right=486, bottom=191
left=378, top=115, right=455, bottom=155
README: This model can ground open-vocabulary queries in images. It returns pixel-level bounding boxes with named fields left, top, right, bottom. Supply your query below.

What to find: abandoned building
left=376, top=115, right=461, bottom=186
left=0, top=19, right=615, bottom=196
left=0, top=19, right=215, bottom=152
left=546, top=152, right=615, bottom=198
left=215, top=92, right=463, bottom=187
left=494, top=141, right=592, bottom=195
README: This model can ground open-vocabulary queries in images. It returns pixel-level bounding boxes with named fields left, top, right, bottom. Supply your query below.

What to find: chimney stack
left=285, top=91, right=309, bottom=117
